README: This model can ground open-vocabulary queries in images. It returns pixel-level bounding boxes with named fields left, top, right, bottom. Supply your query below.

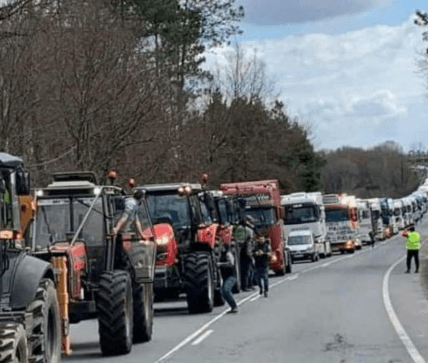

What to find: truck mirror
left=279, top=207, right=285, bottom=220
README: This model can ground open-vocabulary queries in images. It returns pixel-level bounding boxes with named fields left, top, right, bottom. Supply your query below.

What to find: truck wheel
left=133, top=283, right=153, bottom=343
left=184, top=252, right=214, bottom=314
left=0, top=323, right=28, bottom=363
left=232, top=248, right=241, bottom=294
left=97, top=271, right=133, bottom=356
left=26, top=279, right=61, bottom=363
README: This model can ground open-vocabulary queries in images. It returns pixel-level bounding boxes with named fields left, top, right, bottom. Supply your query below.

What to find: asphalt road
left=64, top=219, right=428, bottom=363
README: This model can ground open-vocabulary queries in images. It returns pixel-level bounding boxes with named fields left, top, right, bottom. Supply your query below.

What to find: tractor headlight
left=36, top=190, right=43, bottom=197
left=346, top=240, right=353, bottom=246
left=155, top=235, right=170, bottom=245
left=94, top=187, right=101, bottom=195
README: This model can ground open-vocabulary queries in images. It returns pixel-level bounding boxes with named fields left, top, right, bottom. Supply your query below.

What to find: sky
left=203, top=0, right=428, bottom=152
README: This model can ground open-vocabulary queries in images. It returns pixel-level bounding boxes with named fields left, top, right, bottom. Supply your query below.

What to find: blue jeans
left=221, top=276, right=237, bottom=309
left=255, top=266, right=269, bottom=292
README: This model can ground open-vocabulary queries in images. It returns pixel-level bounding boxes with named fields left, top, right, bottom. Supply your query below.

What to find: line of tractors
left=0, top=152, right=291, bottom=362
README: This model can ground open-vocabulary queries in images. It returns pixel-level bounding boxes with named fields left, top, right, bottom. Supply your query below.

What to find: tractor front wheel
left=133, top=282, right=154, bottom=343
left=0, top=323, right=28, bottom=363
left=184, top=252, right=214, bottom=314
left=97, top=271, right=133, bottom=356
left=26, top=279, right=61, bottom=363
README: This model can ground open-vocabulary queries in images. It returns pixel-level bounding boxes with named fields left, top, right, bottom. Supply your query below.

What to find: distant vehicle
left=380, top=198, right=397, bottom=236
left=356, top=199, right=373, bottom=245
left=408, top=195, right=421, bottom=224
left=367, top=198, right=385, bottom=241
left=323, top=194, right=358, bottom=254
left=393, top=199, right=405, bottom=230
left=401, top=197, right=414, bottom=228
left=287, top=230, right=320, bottom=263
left=281, top=191, right=331, bottom=258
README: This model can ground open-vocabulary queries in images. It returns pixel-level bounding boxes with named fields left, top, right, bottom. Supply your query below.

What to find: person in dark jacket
left=240, top=216, right=256, bottom=291
left=218, top=244, right=238, bottom=313
left=253, top=235, right=272, bottom=297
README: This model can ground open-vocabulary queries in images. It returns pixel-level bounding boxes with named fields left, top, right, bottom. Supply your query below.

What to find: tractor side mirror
left=279, top=207, right=285, bottom=220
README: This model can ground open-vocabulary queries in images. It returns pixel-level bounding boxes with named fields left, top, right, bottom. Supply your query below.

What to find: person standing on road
left=369, top=231, right=375, bottom=248
left=218, top=244, right=239, bottom=313
left=400, top=225, right=421, bottom=273
left=240, top=216, right=256, bottom=291
left=253, top=235, right=272, bottom=297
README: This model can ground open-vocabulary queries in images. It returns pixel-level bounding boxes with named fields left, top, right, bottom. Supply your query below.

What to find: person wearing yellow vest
left=400, top=225, right=421, bottom=273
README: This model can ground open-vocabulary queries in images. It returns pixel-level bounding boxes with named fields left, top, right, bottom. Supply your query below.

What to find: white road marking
left=382, top=239, right=428, bottom=363
left=191, top=329, right=213, bottom=346
left=250, top=295, right=260, bottom=302
left=154, top=232, right=413, bottom=363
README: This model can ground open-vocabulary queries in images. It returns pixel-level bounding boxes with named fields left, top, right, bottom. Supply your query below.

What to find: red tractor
left=136, top=183, right=232, bottom=313
left=220, top=180, right=290, bottom=275
left=31, top=172, right=157, bottom=356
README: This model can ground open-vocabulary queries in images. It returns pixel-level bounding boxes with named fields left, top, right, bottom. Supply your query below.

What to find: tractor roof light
left=129, top=178, right=136, bottom=188
left=94, top=187, right=101, bottom=195
left=185, top=185, right=192, bottom=194
left=178, top=186, right=185, bottom=195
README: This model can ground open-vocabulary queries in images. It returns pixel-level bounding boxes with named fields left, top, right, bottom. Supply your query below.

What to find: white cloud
left=203, top=16, right=428, bottom=151
left=238, top=0, right=391, bottom=25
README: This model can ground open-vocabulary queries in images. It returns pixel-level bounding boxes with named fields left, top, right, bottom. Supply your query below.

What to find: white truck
left=401, top=197, right=414, bottom=227
left=281, top=192, right=331, bottom=258
left=323, top=194, right=358, bottom=254
left=356, top=199, right=373, bottom=245
left=393, top=199, right=405, bottom=230
left=367, top=198, right=385, bottom=241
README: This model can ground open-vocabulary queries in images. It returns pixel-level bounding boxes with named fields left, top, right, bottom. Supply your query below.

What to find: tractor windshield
left=34, top=198, right=71, bottom=247
left=73, top=197, right=104, bottom=245
left=146, top=192, right=191, bottom=229
left=35, top=196, right=104, bottom=247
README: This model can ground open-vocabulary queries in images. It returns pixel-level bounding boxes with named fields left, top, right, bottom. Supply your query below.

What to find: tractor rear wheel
left=0, top=323, right=28, bottom=363
left=26, top=279, right=61, bottom=363
left=97, top=271, right=133, bottom=356
left=184, top=252, right=214, bottom=314
left=133, top=282, right=154, bottom=343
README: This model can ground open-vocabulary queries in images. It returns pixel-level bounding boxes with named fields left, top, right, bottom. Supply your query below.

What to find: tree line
left=0, top=0, right=423, bottom=197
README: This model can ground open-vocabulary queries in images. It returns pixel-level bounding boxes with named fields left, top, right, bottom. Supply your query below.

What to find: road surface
left=64, top=219, right=428, bottom=363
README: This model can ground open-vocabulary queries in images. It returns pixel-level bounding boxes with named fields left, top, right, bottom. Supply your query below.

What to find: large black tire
left=0, top=323, right=28, bottom=363
left=133, top=282, right=153, bottom=344
left=26, top=279, right=61, bottom=363
left=232, top=248, right=241, bottom=294
left=97, top=271, right=133, bottom=356
left=184, top=252, right=214, bottom=314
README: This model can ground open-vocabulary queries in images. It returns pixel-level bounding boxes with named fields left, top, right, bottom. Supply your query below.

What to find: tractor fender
left=10, top=255, right=55, bottom=310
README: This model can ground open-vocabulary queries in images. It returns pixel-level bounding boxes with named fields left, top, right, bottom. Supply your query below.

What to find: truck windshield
left=284, top=205, right=318, bottom=224
left=146, top=192, right=191, bottom=229
left=35, top=197, right=104, bottom=247
left=325, top=208, right=349, bottom=222
left=243, top=207, right=276, bottom=227
left=288, top=235, right=312, bottom=245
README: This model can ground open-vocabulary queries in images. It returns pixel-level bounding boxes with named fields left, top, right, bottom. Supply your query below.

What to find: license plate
left=293, top=254, right=304, bottom=258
